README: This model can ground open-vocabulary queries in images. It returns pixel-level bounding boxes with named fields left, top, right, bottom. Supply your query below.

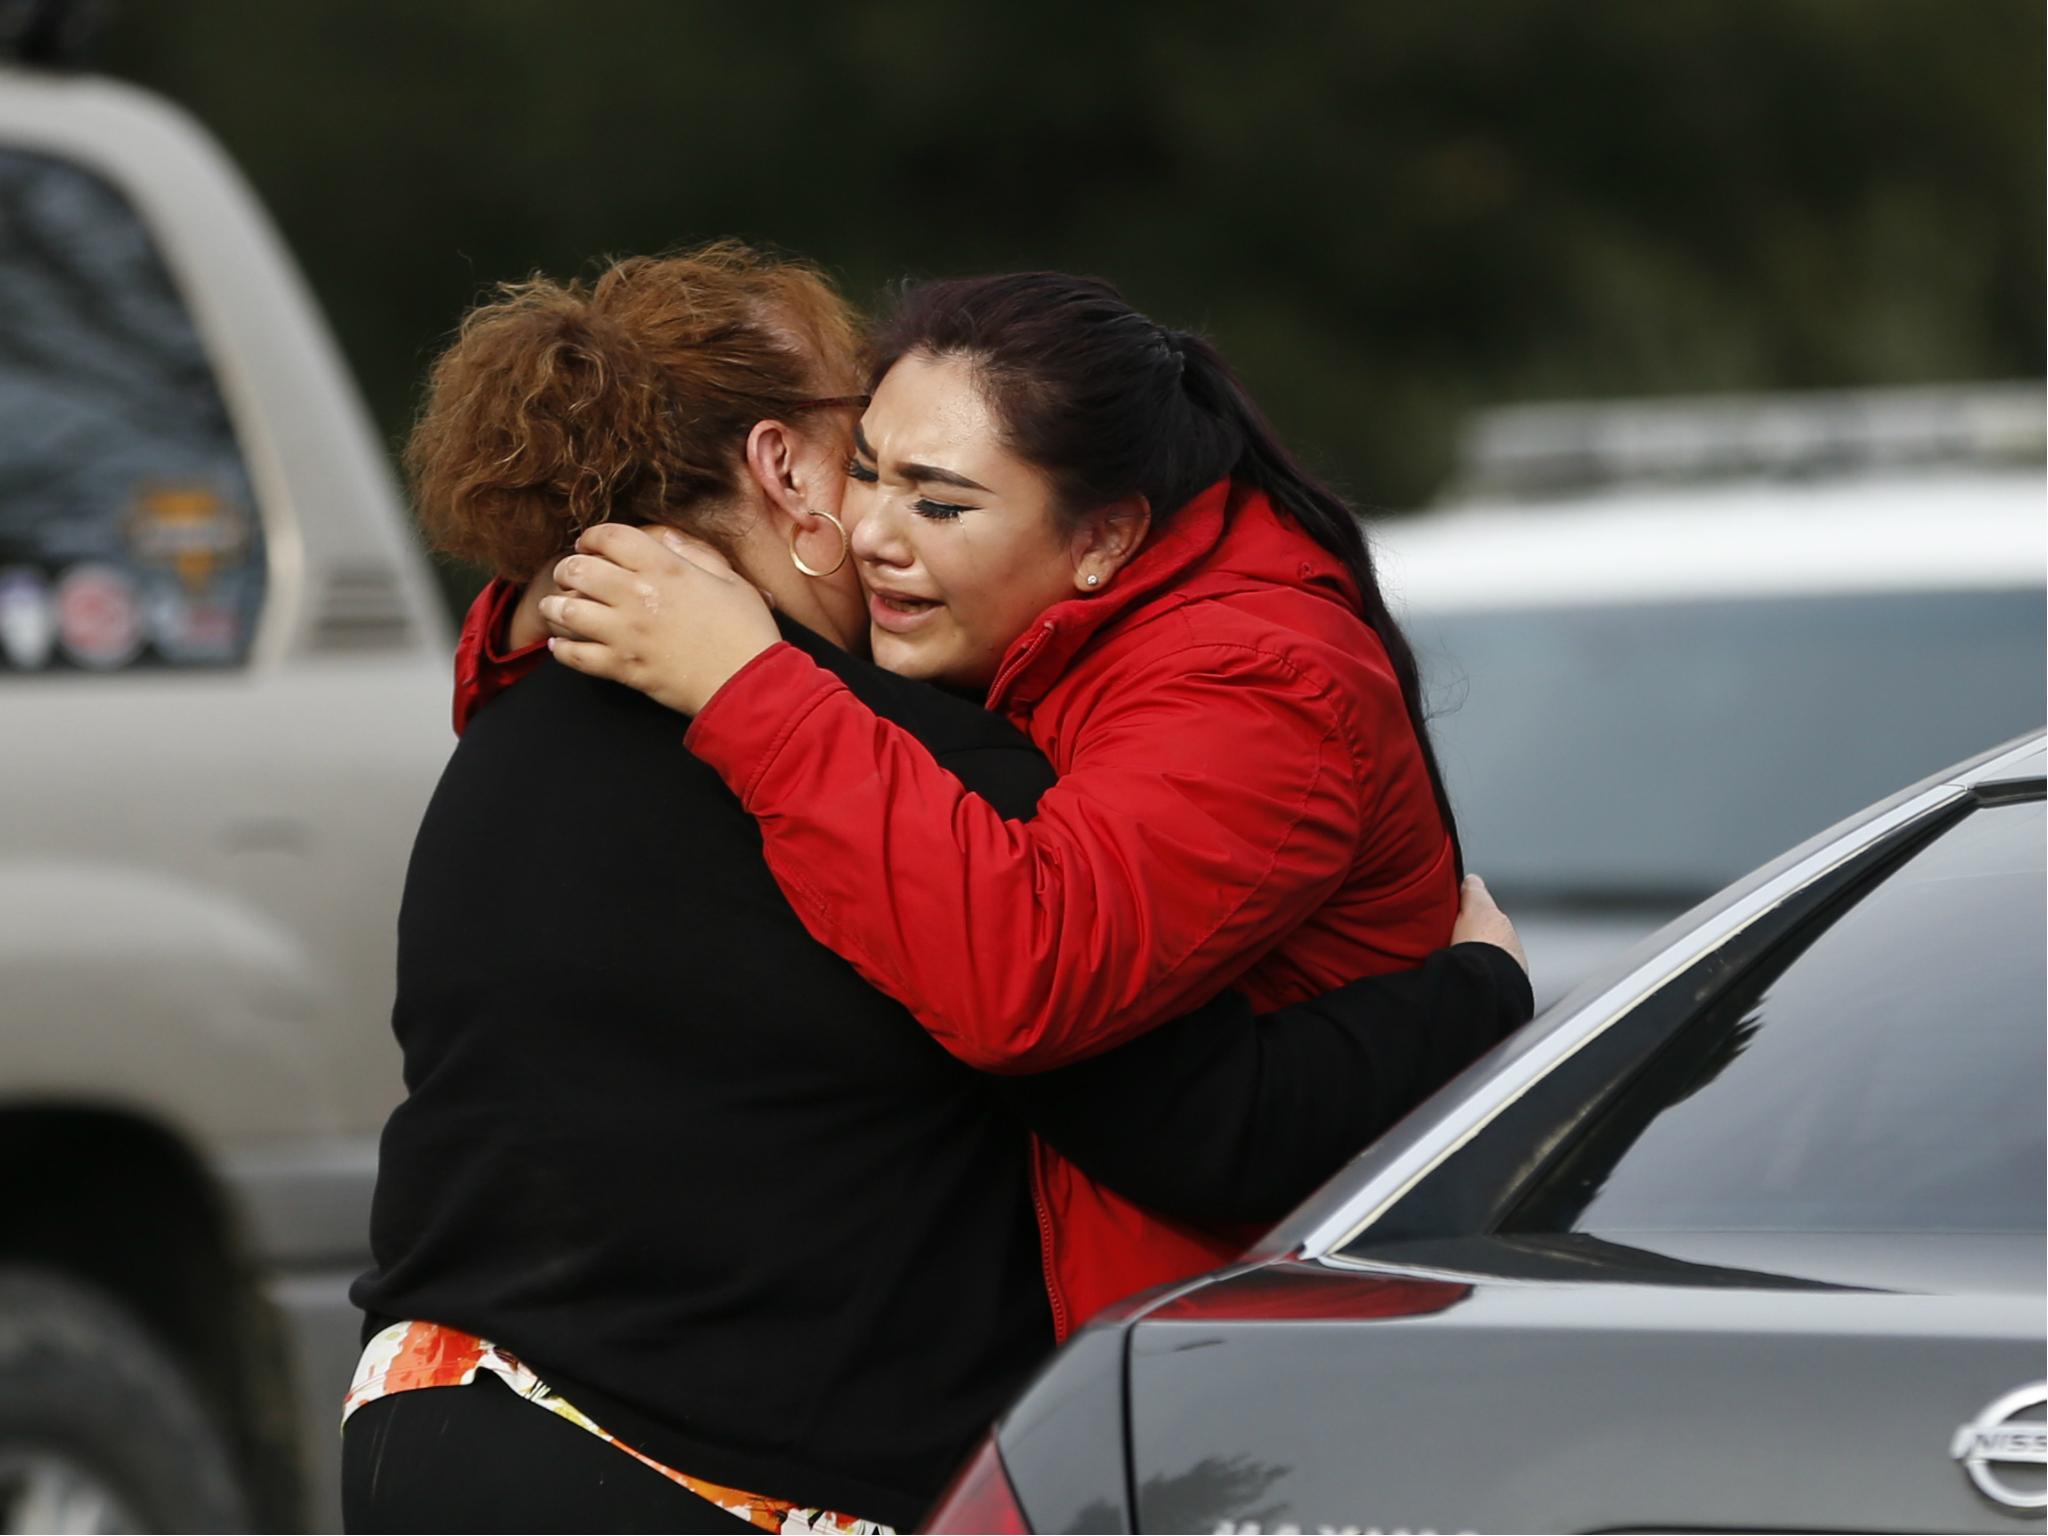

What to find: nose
left=849, top=486, right=913, bottom=571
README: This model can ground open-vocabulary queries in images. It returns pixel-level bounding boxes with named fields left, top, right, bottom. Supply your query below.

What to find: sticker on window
left=56, top=563, right=145, bottom=670
left=126, top=484, right=253, bottom=586
left=145, top=571, right=252, bottom=665
left=0, top=565, right=56, bottom=670
left=125, top=485, right=257, bottom=664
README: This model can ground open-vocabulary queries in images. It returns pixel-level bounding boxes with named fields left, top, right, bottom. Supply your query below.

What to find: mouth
left=868, top=589, right=944, bottom=635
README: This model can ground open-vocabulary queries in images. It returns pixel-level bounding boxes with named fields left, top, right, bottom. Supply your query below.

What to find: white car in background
left=1380, top=385, right=2046, bottom=1007
left=0, top=59, right=451, bottom=1533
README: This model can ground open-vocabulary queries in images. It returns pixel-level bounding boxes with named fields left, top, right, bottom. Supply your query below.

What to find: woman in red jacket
left=544, top=272, right=1464, bottom=1331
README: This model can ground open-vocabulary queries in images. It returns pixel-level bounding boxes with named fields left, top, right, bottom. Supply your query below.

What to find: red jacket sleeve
left=684, top=637, right=1365, bottom=1072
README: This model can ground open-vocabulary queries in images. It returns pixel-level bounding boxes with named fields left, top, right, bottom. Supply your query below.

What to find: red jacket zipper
left=1026, top=1134, right=1071, bottom=1343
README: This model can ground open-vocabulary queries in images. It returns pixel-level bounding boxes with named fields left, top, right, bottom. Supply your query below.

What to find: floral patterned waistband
left=344, top=1319, right=892, bottom=1535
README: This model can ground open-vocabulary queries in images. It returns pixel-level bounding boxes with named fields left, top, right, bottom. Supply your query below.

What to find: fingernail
left=659, top=530, right=689, bottom=554
left=547, top=637, right=557, bottom=651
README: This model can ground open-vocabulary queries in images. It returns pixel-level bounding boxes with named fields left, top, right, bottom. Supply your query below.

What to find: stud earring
left=1085, top=573, right=1101, bottom=588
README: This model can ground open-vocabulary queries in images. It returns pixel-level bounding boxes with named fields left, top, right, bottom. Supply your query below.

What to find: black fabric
left=993, top=940, right=1532, bottom=1226
left=352, top=617, right=1534, bottom=1529
left=341, top=1373, right=757, bottom=1534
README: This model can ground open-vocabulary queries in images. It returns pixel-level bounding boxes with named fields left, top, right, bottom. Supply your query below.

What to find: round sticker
left=145, top=573, right=244, bottom=665
left=0, top=565, right=56, bottom=670
left=56, top=563, right=145, bottom=670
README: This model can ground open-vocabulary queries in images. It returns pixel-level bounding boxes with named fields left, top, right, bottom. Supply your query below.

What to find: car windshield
left=1510, top=798, right=2047, bottom=1239
left=1408, top=590, right=2047, bottom=903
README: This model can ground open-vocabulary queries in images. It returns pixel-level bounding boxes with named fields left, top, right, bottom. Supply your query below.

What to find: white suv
left=0, top=65, right=452, bottom=1531
left=1379, top=386, right=2046, bottom=1007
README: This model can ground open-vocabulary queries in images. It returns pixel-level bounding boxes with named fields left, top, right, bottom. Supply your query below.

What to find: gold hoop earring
left=789, top=507, right=850, bottom=578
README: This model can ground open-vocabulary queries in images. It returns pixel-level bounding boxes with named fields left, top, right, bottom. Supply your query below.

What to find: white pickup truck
left=0, top=63, right=453, bottom=1531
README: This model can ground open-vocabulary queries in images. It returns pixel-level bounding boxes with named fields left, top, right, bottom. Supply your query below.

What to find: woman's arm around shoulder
left=989, top=879, right=1535, bottom=1226
left=686, top=633, right=1367, bottom=1072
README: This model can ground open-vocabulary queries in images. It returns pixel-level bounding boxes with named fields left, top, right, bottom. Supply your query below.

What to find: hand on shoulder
left=540, top=523, right=782, bottom=717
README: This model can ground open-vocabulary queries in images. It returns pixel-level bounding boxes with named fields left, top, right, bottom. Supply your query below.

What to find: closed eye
left=913, top=498, right=970, bottom=521
left=845, top=456, right=878, bottom=484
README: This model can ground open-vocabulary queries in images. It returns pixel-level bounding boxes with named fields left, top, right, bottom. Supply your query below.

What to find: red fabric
left=684, top=479, right=1458, bottom=1334
left=452, top=577, right=546, bottom=735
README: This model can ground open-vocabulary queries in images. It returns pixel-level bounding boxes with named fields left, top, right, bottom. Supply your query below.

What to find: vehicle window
left=1411, top=591, right=2048, bottom=901
left=1507, top=799, right=2047, bottom=1238
left=0, top=147, right=264, bottom=672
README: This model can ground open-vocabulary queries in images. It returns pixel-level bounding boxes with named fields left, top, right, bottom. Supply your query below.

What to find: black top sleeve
left=988, top=944, right=1534, bottom=1227
left=797, top=624, right=1537, bottom=1230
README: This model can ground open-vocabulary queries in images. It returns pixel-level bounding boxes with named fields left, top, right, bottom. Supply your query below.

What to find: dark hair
left=871, top=271, right=1460, bottom=864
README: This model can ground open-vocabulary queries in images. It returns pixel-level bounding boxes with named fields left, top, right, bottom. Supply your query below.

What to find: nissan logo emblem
left=1951, top=1382, right=2047, bottom=1512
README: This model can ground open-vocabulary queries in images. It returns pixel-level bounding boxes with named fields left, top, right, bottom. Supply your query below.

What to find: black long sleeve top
left=352, top=618, right=1530, bottom=1528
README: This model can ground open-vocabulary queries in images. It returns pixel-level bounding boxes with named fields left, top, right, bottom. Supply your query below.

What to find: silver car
left=929, top=734, right=2048, bottom=1533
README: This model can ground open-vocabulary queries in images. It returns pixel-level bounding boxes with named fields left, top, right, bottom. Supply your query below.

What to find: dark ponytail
left=872, top=272, right=1461, bottom=868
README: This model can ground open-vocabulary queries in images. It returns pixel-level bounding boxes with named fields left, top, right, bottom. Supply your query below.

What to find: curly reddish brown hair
left=408, top=241, right=863, bottom=580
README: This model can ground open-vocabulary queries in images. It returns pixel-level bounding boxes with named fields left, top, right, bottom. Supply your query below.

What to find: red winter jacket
left=681, top=479, right=1457, bottom=1334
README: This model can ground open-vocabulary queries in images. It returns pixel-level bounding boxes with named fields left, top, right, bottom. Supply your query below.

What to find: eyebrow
left=851, top=422, right=992, bottom=495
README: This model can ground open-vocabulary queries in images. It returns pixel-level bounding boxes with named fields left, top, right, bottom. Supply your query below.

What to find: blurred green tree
left=97, top=0, right=2044, bottom=611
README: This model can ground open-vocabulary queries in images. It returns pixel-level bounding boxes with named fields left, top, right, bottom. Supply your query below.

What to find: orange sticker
left=127, top=484, right=252, bottom=591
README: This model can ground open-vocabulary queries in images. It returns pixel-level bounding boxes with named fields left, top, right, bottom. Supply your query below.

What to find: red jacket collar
left=986, top=478, right=1357, bottom=711
left=452, top=577, right=547, bottom=735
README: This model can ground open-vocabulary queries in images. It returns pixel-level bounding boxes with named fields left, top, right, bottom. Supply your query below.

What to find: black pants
left=341, top=1372, right=759, bottom=1533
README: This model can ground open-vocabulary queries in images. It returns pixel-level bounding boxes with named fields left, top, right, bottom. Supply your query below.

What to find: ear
left=1068, top=495, right=1151, bottom=593
left=742, top=420, right=807, bottom=530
